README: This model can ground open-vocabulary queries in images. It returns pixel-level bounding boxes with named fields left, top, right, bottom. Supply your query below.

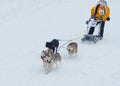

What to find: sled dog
left=67, top=42, right=78, bottom=56
left=41, top=49, right=61, bottom=73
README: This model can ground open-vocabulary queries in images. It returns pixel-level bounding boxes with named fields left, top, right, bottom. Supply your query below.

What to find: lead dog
left=67, top=42, right=78, bottom=56
left=41, top=49, right=61, bottom=73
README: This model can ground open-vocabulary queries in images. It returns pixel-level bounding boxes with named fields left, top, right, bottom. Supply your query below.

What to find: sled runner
left=81, top=35, right=102, bottom=44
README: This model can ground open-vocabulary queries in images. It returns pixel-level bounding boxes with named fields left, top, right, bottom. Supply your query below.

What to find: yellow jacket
left=91, top=6, right=110, bottom=21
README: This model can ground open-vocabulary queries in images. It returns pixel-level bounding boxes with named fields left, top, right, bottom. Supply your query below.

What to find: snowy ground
left=0, top=0, right=120, bottom=86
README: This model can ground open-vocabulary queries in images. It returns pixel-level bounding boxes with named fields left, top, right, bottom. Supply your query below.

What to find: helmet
left=96, top=0, right=107, bottom=8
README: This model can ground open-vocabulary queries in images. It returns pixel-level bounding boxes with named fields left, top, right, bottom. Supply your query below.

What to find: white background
left=0, top=0, right=120, bottom=86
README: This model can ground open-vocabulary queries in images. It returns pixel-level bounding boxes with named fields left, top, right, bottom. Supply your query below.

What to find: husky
left=41, top=49, right=61, bottom=73
left=67, top=42, right=78, bottom=56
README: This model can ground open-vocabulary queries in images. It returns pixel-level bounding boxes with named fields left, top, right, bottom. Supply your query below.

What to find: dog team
left=41, top=39, right=78, bottom=73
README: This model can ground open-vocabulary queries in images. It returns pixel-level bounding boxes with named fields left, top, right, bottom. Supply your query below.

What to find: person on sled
left=86, top=0, right=110, bottom=40
left=46, top=39, right=59, bottom=54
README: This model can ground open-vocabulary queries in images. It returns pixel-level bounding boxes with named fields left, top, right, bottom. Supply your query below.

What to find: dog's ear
left=41, top=50, right=45, bottom=56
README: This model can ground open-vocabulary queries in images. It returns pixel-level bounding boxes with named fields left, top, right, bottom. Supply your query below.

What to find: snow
left=0, top=0, right=120, bottom=86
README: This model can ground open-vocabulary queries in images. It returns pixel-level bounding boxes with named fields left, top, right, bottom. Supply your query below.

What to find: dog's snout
left=68, top=49, right=70, bottom=52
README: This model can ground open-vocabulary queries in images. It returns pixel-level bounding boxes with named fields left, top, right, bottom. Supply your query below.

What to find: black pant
left=88, top=21, right=105, bottom=37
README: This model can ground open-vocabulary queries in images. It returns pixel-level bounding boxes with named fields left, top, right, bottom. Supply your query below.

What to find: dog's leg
left=43, top=61, right=46, bottom=68
left=46, top=60, right=54, bottom=74
left=46, top=63, right=51, bottom=74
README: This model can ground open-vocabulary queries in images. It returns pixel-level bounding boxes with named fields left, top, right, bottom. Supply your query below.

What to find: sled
left=81, top=17, right=102, bottom=44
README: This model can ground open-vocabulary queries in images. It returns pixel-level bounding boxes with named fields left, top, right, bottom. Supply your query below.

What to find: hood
left=96, top=0, right=108, bottom=14
left=96, top=0, right=107, bottom=8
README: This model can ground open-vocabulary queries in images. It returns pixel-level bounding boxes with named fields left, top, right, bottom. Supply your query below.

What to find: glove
left=86, top=20, right=89, bottom=24
left=106, top=17, right=110, bottom=21
left=91, top=15, right=95, bottom=19
left=99, top=16, right=103, bottom=20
